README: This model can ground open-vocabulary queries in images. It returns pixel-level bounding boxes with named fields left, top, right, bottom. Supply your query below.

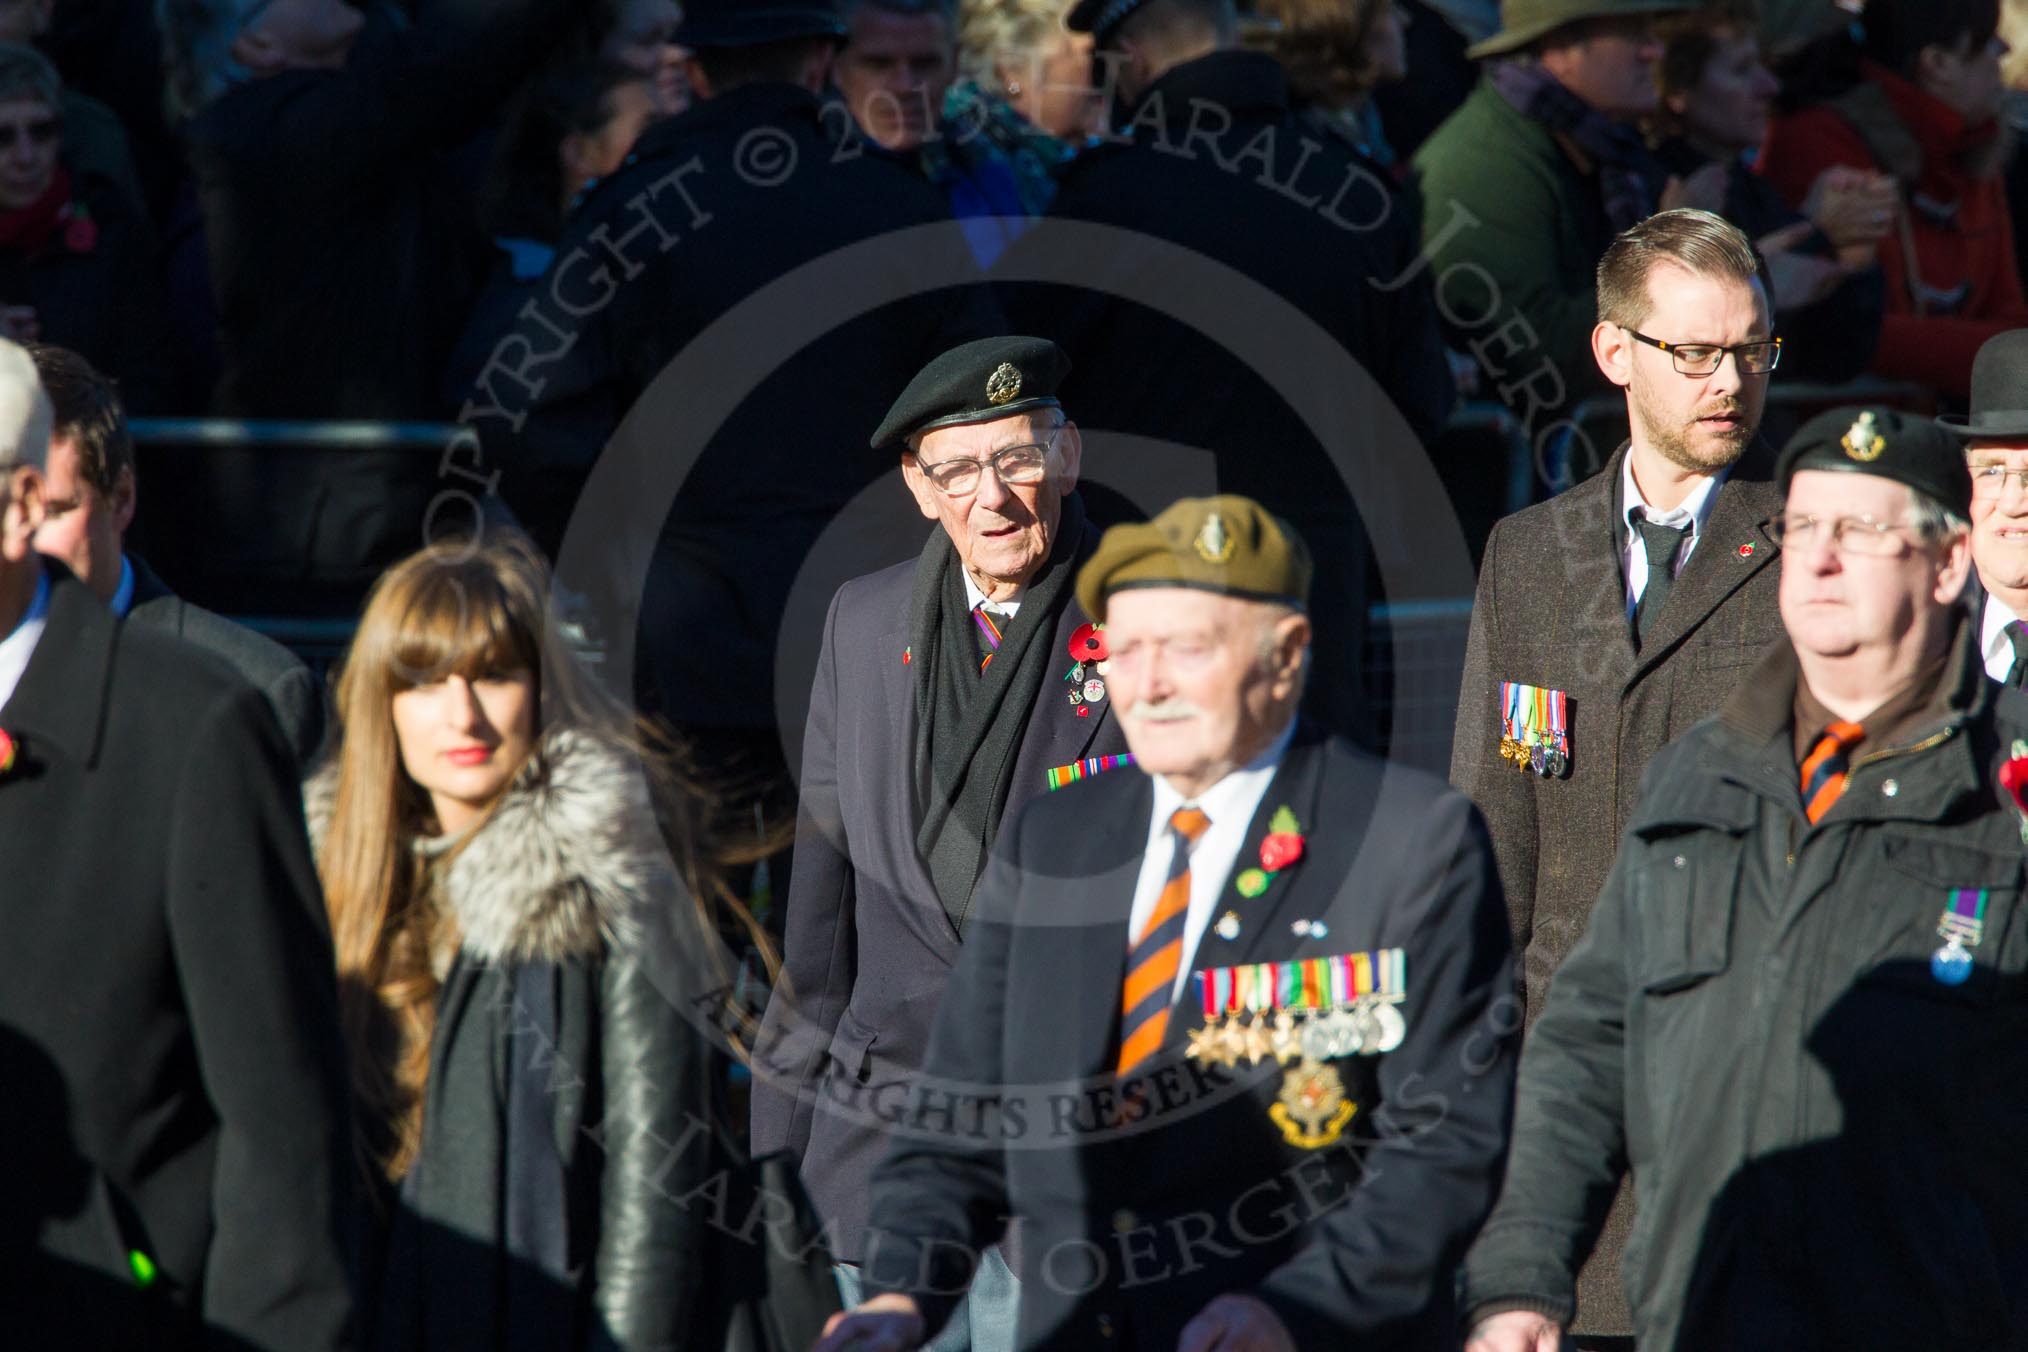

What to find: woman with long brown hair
left=308, top=533, right=745, bottom=1351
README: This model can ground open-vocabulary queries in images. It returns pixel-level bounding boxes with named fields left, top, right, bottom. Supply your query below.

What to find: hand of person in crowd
left=1757, top=220, right=1847, bottom=311
left=1800, top=165, right=1898, bottom=259
left=1175, top=1292, right=1296, bottom=1352
left=1464, top=1309, right=1564, bottom=1351
left=813, top=1294, right=926, bottom=1352
left=0, top=305, right=39, bottom=342
left=1657, top=162, right=1727, bottom=215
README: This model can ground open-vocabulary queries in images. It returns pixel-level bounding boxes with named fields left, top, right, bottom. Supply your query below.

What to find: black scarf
left=910, top=493, right=1087, bottom=933
left=1488, top=59, right=1662, bottom=232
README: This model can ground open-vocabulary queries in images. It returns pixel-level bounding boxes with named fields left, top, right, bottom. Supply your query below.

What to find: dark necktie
left=2006, top=619, right=2028, bottom=687
left=972, top=602, right=1008, bottom=674
left=1801, top=720, right=1865, bottom=823
left=1633, top=513, right=1692, bottom=647
left=1117, top=807, right=1211, bottom=1078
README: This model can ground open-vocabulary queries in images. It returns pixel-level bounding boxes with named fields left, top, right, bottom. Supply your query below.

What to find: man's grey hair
left=1908, top=487, right=1971, bottom=545
left=0, top=339, right=51, bottom=473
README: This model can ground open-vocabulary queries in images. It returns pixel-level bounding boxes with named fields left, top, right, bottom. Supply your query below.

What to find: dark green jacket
left=1462, top=619, right=2028, bottom=1348
left=1412, top=79, right=1617, bottom=432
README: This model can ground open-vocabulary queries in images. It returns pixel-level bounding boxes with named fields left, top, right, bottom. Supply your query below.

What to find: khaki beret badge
left=1841, top=410, right=1885, bottom=463
left=985, top=363, right=1022, bottom=406
left=1194, top=511, right=1234, bottom=564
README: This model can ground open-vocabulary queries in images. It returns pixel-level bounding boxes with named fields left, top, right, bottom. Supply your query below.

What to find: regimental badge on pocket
left=1498, top=680, right=1570, bottom=778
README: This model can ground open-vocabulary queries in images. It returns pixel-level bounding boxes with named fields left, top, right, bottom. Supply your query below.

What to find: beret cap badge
left=1842, top=410, right=1886, bottom=463
left=1194, top=511, right=1235, bottom=564
left=986, top=363, right=1023, bottom=406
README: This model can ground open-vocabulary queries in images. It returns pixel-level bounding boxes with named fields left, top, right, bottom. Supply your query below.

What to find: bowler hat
left=675, top=0, right=846, bottom=49
left=1937, top=330, right=2028, bottom=441
left=1465, top=0, right=1695, bottom=60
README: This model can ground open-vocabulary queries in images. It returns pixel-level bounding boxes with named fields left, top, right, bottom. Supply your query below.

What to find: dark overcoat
left=749, top=531, right=1129, bottom=1263
left=1463, top=625, right=2028, bottom=1349
left=489, top=81, right=996, bottom=735
left=1449, top=442, right=1785, bottom=1333
left=127, top=555, right=325, bottom=765
left=0, top=565, right=355, bottom=1350
left=861, top=726, right=1516, bottom=1350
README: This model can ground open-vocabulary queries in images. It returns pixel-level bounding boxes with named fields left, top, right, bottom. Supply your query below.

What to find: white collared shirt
left=1981, top=592, right=2026, bottom=682
left=0, top=568, right=51, bottom=713
left=1126, top=719, right=1299, bottom=1002
left=109, top=555, right=136, bottom=618
left=962, top=570, right=1021, bottom=619
left=1622, top=453, right=1728, bottom=617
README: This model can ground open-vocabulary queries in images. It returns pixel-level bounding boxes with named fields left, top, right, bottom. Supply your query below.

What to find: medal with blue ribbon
left=1931, top=888, right=1988, bottom=986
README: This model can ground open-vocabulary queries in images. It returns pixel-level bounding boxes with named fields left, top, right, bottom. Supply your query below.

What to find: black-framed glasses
left=1624, top=328, right=1782, bottom=376
left=915, top=427, right=1062, bottom=496
left=1765, top=513, right=1918, bottom=556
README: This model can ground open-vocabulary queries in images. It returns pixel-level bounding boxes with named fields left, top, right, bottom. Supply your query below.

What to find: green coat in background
left=1412, top=79, right=1618, bottom=446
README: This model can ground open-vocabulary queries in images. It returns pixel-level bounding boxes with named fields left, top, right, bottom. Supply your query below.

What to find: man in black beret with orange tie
left=752, top=336, right=1127, bottom=1351
left=1465, top=407, right=2028, bottom=1350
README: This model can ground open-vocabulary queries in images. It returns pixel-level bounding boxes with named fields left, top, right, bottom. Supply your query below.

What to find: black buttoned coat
left=859, top=725, right=1515, bottom=1350
left=0, top=566, right=355, bottom=1350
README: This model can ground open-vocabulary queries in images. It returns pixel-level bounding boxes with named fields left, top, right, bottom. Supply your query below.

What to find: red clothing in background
left=1760, top=60, right=2028, bottom=399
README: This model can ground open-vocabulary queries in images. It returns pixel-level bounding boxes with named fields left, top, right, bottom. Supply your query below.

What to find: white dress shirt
left=0, top=568, right=51, bottom=714
left=1622, top=453, right=1728, bottom=617
left=962, top=570, right=1021, bottom=619
left=1981, top=592, right=2026, bottom=683
left=109, top=554, right=136, bottom=618
left=1126, top=719, right=1299, bottom=1002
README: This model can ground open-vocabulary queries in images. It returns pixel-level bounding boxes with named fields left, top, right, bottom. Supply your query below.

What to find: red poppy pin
left=1069, top=622, right=1108, bottom=664
left=61, top=206, right=97, bottom=254
left=0, top=727, right=16, bottom=776
left=2000, top=742, right=2028, bottom=843
left=1234, top=806, right=1304, bottom=897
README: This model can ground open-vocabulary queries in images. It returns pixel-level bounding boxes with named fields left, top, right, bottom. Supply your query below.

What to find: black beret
left=1067, top=0, right=1151, bottom=37
left=872, top=336, right=1071, bottom=449
left=675, top=0, right=845, bottom=49
left=1777, top=405, right=1973, bottom=519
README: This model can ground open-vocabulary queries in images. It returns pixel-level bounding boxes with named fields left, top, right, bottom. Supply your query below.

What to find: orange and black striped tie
left=1117, top=807, right=1211, bottom=1078
left=1801, top=720, right=1864, bottom=823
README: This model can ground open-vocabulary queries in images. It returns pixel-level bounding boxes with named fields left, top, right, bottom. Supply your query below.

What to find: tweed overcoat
left=1450, top=442, right=1786, bottom=1333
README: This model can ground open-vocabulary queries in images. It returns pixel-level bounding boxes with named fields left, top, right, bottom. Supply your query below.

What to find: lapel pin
left=1215, top=911, right=1241, bottom=941
left=1737, top=542, right=1755, bottom=559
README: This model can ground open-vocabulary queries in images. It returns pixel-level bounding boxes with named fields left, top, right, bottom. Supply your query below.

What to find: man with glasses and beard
left=751, top=337, right=1127, bottom=1351
left=1450, top=207, right=1786, bottom=1344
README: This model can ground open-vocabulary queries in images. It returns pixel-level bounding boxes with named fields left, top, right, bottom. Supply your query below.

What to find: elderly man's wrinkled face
left=903, top=412, right=1081, bottom=601
left=1104, top=589, right=1308, bottom=800
left=0, top=97, right=58, bottom=213
left=834, top=5, right=955, bottom=151
left=1965, top=441, right=2028, bottom=594
left=1779, top=470, right=1970, bottom=662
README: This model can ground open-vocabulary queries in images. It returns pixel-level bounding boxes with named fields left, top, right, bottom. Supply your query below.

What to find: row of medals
left=1186, top=998, right=1406, bottom=1071
left=1500, top=735, right=1567, bottom=778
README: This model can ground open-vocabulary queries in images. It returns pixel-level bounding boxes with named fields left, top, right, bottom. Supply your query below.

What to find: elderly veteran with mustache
left=752, top=335, right=1126, bottom=1352
left=819, top=495, right=1516, bottom=1352
left=1465, top=408, right=2028, bottom=1349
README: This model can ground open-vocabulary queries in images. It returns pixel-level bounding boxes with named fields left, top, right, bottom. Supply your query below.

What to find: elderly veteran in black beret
left=1465, top=408, right=2028, bottom=1350
left=820, top=495, right=1516, bottom=1352
left=1939, top=330, right=2028, bottom=686
left=751, top=335, right=1126, bottom=1349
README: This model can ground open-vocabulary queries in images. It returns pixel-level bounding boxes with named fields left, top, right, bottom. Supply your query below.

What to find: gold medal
left=1268, top=1058, right=1357, bottom=1149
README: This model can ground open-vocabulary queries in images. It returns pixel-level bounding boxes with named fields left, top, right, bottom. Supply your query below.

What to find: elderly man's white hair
left=0, top=338, right=52, bottom=471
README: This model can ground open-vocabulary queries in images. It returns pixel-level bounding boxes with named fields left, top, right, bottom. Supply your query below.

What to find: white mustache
left=1126, top=699, right=1204, bottom=721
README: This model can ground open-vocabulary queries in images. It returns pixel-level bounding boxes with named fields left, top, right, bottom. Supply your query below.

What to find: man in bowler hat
left=1940, top=329, right=2028, bottom=684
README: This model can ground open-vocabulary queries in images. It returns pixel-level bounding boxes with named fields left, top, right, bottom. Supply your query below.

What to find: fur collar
left=305, top=727, right=668, bottom=964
